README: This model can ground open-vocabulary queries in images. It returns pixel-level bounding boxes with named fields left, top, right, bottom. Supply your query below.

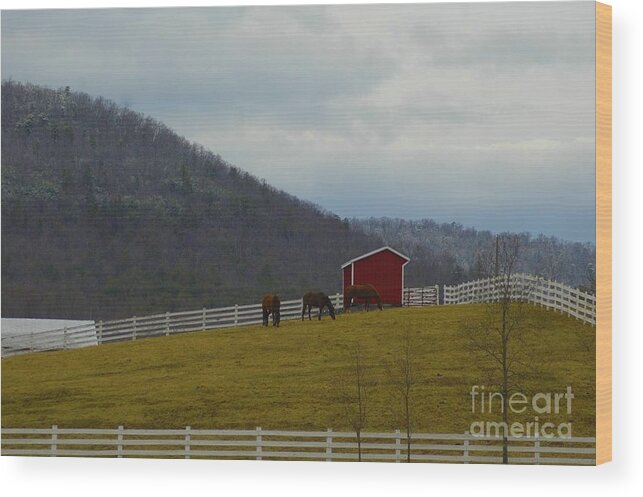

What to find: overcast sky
left=1, top=2, right=596, bottom=242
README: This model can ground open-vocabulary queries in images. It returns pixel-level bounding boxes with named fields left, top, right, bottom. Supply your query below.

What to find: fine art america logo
left=469, top=385, right=574, bottom=438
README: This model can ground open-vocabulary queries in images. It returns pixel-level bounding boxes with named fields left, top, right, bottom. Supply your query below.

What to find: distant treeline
left=1, top=81, right=594, bottom=320
left=351, top=218, right=595, bottom=291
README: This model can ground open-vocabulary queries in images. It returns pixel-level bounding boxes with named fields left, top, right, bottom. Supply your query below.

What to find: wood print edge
left=595, top=0, right=612, bottom=465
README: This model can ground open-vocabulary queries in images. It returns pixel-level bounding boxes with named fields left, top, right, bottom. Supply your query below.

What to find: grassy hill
left=1, top=304, right=596, bottom=436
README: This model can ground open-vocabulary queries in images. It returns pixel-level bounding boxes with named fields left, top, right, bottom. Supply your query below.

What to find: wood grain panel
left=595, top=1, right=612, bottom=465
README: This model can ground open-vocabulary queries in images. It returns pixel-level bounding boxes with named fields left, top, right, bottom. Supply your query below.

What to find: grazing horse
left=262, top=294, right=281, bottom=327
left=302, top=292, right=336, bottom=321
left=344, top=284, right=383, bottom=312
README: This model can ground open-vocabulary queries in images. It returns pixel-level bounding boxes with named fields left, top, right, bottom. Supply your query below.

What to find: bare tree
left=337, top=343, right=369, bottom=461
left=465, top=234, right=535, bottom=464
left=387, top=331, right=417, bottom=463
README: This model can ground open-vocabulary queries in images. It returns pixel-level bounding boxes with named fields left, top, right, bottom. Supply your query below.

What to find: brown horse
left=262, top=294, right=281, bottom=327
left=302, top=292, right=336, bottom=321
left=344, top=284, right=383, bottom=312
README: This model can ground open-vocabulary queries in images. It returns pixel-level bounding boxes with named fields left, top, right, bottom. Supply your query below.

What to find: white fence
left=403, top=285, right=440, bottom=307
left=0, top=426, right=595, bottom=465
left=443, top=274, right=596, bottom=325
left=2, top=274, right=593, bottom=356
left=1, top=293, right=344, bottom=357
left=1, top=285, right=439, bottom=357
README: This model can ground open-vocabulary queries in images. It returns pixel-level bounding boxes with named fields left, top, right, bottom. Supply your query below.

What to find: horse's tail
left=262, top=294, right=272, bottom=327
left=302, top=293, right=309, bottom=320
left=272, top=296, right=281, bottom=326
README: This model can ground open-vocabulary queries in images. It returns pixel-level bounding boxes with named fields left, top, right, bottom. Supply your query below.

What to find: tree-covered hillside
left=1, top=81, right=594, bottom=320
left=1, top=81, right=387, bottom=319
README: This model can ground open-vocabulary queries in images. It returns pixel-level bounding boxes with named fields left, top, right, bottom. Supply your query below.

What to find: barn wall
left=348, top=251, right=406, bottom=306
left=343, top=266, right=353, bottom=289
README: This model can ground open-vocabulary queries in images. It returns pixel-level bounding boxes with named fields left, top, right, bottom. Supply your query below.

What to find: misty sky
left=1, top=2, right=596, bottom=242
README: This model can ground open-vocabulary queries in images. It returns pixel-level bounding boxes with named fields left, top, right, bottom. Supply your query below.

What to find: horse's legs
left=318, top=305, right=322, bottom=320
left=262, top=309, right=269, bottom=327
left=301, top=305, right=305, bottom=321
left=308, top=306, right=312, bottom=321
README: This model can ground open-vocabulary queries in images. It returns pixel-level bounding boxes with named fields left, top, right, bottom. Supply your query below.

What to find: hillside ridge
left=1, top=81, right=594, bottom=320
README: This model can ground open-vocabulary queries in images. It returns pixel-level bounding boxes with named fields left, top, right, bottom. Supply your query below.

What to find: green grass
left=1, top=305, right=595, bottom=435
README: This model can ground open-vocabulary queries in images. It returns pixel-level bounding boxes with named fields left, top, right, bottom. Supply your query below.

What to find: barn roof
left=341, top=246, right=410, bottom=269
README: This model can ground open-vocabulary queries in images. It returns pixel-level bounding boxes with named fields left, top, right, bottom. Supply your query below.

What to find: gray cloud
left=1, top=2, right=596, bottom=241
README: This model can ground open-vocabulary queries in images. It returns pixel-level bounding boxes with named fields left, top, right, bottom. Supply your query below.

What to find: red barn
left=342, top=246, right=410, bottom=307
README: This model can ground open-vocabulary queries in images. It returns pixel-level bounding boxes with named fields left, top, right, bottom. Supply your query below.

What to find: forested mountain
left=1, top=81, right=381, bottom=319
left=1, top=81, right=594, bottom=320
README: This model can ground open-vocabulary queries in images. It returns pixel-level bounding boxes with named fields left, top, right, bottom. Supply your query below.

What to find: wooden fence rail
left=2, top=273, right=593, bottom=356
left=443, top=274, right=596, bottom=325
left=2, top=285, right=438, bottom=357
left=403, top=285, right=440, bottom=306
left=0, top=426, right=595, bottom=465
left=1, top=293, right=344, bottom=357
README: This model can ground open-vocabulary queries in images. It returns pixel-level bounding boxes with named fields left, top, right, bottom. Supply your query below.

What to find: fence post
left=334, top=293, right=341, bottom=311
left=132, top=317, right=137, bottom=340
left=395, top=429, right=401, bottom=463
left=185, top=426, right=191, bottom=459
left=98, top=320, right=103, bottom=345
left=51, top=424, right=58, bottom=457
left=165, top=312, right=170, bottom=336
left=202, top=308, right=207, bottom=331
left=234, top=304, right=239, bottom=327
left=326, top=428, right=333, bottom=462
left=463, top=434, right=470, bottom=464
left=256, top=426, right=262, bottom=461
left=534, top=434, right=540, bottom=465
left=117, top=425, right=124, bottom=458
left=63, top=326, right=68, bottom=349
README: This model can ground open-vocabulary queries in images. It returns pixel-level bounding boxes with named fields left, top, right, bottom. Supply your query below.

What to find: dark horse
left=302, top=292, right=336, bottom=321
left=262, top=294, right=281, bottom=327
left=344, top=284, right=383, bottom=312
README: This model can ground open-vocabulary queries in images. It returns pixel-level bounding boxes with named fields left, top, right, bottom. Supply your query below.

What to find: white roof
left=341, top=246, right=410, bottom=269
left=1, top=318, right=95, bottom=337
left=1, top=318, right=98, bottom=355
